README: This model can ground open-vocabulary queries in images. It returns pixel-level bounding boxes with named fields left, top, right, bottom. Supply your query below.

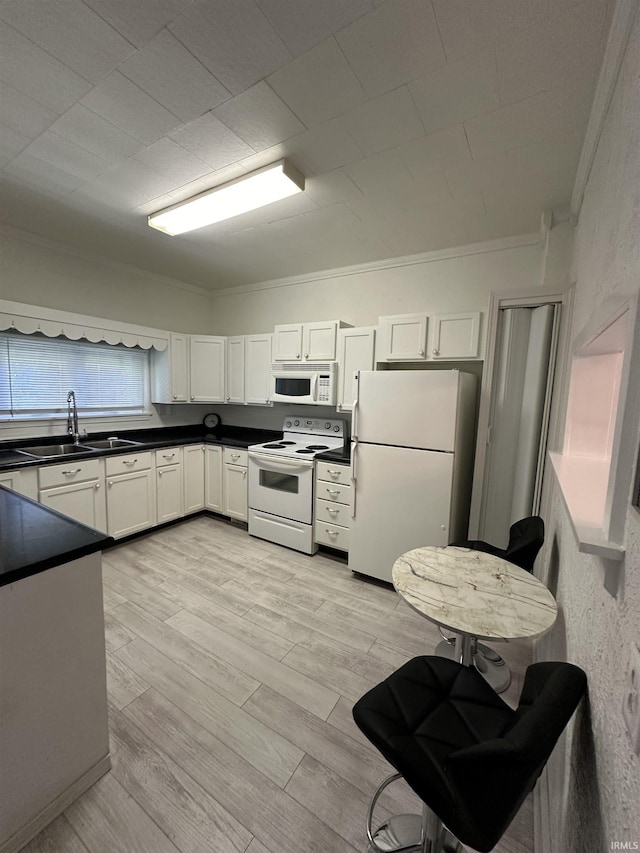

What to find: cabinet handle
left=190, top=395, right=194, bottom=401
left=172, top=394, right=177, bottom=400
left=432, top=349, right=439, bottom=356
left=327, top=469, right=340, bottom=478
left=304, top=353, right=308, bottom=358
left=231, top=453, right=240, bottom=460
left=327, top=489, right=341, bottom=496
left=243, top=470, right=247, bottom=478
left=419, top=349, right=425, bottom=356
left=94, top=482, right=100, bottom=490
left=108, top=480, right=114, bottom=487
left=327, top=507, right=339, bottom=515
left=158, top=470, right=163, bottom=476
left=62, top=468, right=82, bottom=475
left=325, top=529, right=339, bottom=537
left=226, top=396, right=230, bottom=401
left=296, top=353, right=300, bottom=359
left=123, top=458, right=138, bottom=465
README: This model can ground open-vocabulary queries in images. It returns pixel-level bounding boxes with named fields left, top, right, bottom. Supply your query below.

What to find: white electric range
left=247, top=416, right=347, bottom=554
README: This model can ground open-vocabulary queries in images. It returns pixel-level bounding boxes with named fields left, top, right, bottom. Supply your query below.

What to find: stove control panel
left=283, top=417, right=346, bottom=439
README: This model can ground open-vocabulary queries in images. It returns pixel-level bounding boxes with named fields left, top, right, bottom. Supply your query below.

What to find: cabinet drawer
left=155, top=447, right=182, bottom=466
left=223, top=447, right=248, bottom=466
left=314, top=520, right=349, bottom=551
left=315, top=498, right=350, bottom=528
left=315, top=460, right=350, bottom=485
left=315, top=480, right=351, bottom=505
left=39, top=458, right=102, bottom=489
left=105, top=451, right=152, bottom=476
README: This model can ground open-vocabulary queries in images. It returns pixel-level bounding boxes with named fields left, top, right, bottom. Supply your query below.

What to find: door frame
left=468, top=286, right=575, bottom=540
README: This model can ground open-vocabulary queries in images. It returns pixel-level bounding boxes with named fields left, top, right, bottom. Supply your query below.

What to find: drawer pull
left=326, top=489, right=340, bottom=496
left=162, top=453, right=175, bottom=460
left=158, top=470, right=163, bottom=477
left=326, top=507, right=339, bottom=515
left=108, top=480, right=114, bottom=487
left=327, top=470, right=340, bottom=478
left=123, top=458, right=138, bottom=465
left=62, top=468, right=82, bottom=475
left=94, top=483, right=100, bottom=489
left=325, top=529, right=339, bottom=537
left=231, top=453, right=240, bottom=460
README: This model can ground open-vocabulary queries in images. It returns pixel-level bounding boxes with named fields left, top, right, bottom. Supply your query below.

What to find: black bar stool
left=353, top=655, right=586, bottom=853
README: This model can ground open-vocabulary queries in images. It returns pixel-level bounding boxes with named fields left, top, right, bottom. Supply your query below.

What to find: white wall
left=538, top=8, right=640, bottom=850
left=212, top=237, right=544, bottom=354
left=0, top=226, right=213, bottom=335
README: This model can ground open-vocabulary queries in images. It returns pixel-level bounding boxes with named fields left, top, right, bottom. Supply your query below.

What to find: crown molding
left=214, top=232, right=540, bottom=297
left=0, top=224, right=211, bottom=298
left=570, top=0, right=639, bottom=217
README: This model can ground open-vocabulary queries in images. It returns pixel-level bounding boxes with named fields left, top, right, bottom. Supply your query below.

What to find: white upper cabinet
left=273, top=320, right=351, bottom=362
left=430, top=312, right=480, bottom=360
left=378, top=314, right=428, bottom=361
left=151, top=333, right=188, bottom=403
left=189, top=336, right=225, bottom=402
left=226, top=336, right=245, bottom=404
left=337, top=327, right=375, bottom=412
left=245, top=333, right=272, bottom=406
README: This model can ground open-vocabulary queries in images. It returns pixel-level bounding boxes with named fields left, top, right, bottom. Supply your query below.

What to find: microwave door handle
left=352, top=370, right=360, bottom=438
left=351, top=440, right=357, bottom=519
left=311, top=373, right=319, bottom=401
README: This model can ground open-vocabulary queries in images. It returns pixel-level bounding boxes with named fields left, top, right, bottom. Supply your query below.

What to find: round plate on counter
left=203, top=412, right=221, bottom=429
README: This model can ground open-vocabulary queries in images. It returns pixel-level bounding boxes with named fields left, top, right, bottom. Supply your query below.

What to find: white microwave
left=270, top=362, right=337, bottom=406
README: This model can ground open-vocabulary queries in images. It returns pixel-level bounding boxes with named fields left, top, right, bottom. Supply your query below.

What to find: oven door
left=248, top=452, right=315, bottom=523
left=270, top=371, right=318, bottom=404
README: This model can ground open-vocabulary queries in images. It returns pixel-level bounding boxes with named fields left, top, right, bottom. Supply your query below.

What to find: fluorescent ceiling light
left=148, top=159, right=305, bottom=236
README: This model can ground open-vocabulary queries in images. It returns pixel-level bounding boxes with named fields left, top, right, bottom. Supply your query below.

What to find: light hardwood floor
left=22, top=515, right=534, bottom=853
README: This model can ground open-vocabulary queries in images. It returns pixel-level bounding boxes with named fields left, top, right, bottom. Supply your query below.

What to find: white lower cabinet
left=223, top=447, right=248, bottom=521
left=38, top=458, right=106, bottom=532
left=314, top=460, right=351, bottom=552
left=105, top=453, right=155, bottom=538
left=183, top=444, right=205, bottom=514
left=0, top=467, right=38, bottom=500
left=205, top=445, right=223, bottom=512
left=156, top=447, right=183, bottom=524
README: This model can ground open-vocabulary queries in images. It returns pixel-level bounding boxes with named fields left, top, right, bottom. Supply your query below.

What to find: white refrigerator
left=349, top=370, right=477, bottom=583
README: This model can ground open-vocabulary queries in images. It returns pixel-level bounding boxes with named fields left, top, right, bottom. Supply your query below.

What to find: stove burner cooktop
left=306, top=445, right=329, bottom=450
left=263, top=443, right=287, bottom=449
left=296, top=448, right=314, bottom=454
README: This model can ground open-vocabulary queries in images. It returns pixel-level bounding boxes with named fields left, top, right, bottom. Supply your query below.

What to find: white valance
left=0, top=302, right=169, bottom=352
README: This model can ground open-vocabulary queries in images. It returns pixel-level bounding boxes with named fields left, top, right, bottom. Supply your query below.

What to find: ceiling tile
left=212, top=82, right=305, bottom=150
left=431, top=0, right=532, bottom=64
left=80, top=72, right=182, bottom=145
left=304, top=170, right=364, bottom=208
left=3, top=151, right=84, bottom=196
left=24, top=132, right=111, bottom=181
left=0, top=0, right=135, bottom=85
left=344, top=149, right=416, bottom=197
left=0, top=22, right=92, bottom=114
left=399, top=125, right=472, bottom=181
left=0, top=82, right=58, bottom=140
left=73, top=159, right=176, bottom=209
left=118, top=29, right=230, bottom=123
left=133, top=138, right=211, bottom=185
left=256, top=0, right=373, bottom=57
left=82, top=0, right=194, bottom=48
left=0, top=125, right=31, bottom=161
left=288, top=119, right=363, bottom=175
left=464, top=82, right=593, bottom=161
left=49, top=105, right=143, bottom=164
left=409, top=49, right=500, bottom=135
left=337, top=0, right=446, bottom=98
left=496, top=2, right=608, bottom=105
left=168, top=0, right=291, bottom=95
left=267, top=37, right=366, bottom=127
left=169, top=113, right=255, bottom=171
left=341, top=87, right=424, bottom=157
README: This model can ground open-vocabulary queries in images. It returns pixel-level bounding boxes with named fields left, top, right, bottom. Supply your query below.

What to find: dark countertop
left=0, top=424, right=283, bottom=471
left=0, top=486, right=112, bottom=587
left=315, top=445, right=351, bottom=463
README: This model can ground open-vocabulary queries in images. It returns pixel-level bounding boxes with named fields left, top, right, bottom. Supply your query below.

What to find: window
left=0, top=331, right=149, bottom=420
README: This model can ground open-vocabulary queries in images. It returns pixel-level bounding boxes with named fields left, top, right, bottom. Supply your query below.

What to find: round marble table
left=392, top=545, right=558, bottom=691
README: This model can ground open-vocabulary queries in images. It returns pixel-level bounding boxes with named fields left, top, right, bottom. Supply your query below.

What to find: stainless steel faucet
left=67, top=390, right=79, bottom=444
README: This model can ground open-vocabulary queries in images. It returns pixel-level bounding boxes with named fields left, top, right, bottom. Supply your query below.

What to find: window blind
left=0, top=331, right=149, bottom=419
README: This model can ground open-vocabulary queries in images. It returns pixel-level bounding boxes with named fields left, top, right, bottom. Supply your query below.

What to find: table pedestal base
left=368, top=815, right=461, bottom=853
left=435, top=639, right=511, bottom=694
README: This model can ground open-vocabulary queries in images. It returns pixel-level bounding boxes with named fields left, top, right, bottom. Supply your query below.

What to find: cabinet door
left=183, top=445, right=205, bottom=514
left=273, top=324, right=303, bottom=361
left=190, top=336, right=226, bottom=402
left=226, top=337, right=245, bottom=404
left=303, top=321, right=337, bottom=361
left=0, top=468, right=38, bottom=499
left=337, top=327, right=375, bottom=411
left=245, top=334, right=273, bottom=405
left=223, top=463, right=248, bottom=521
left=40, top=480, right=107, bottom=532
left=157, top=464, right=183, bottom=523
left=380, top=314, right=428, bottom=360
left=430, top=312, right=481, bottom=359
left=106, top=470, right=155, bottom=538
left=204, top=445, right=223, bottom=512
left=169, top=333, right=188, bottom=401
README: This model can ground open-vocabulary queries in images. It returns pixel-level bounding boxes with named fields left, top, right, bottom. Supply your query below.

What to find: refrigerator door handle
left=351, top=440, right=358, bottom=519
left=352, top=371, right=360, bottom=440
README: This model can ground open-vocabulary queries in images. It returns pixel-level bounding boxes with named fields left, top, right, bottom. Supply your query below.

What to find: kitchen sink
left=83, top=438, right=143, bottom=450
left=17, top=443, right=97, bottom=458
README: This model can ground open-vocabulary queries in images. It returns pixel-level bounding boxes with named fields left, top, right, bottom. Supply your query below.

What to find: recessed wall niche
left=550, top=295, right=639, bottom=560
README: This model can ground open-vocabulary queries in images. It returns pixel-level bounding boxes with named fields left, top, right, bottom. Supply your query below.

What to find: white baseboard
left=0, top=754, right=111, bottom=853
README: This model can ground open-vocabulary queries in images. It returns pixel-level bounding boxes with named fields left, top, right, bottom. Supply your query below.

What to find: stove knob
left=333, top=425, right=340, bottom=432
left=306, top=419, right=312, bottom=425
left=325, top=422, right=331, bottom=429
left=285, top=420, right=292, bottom=428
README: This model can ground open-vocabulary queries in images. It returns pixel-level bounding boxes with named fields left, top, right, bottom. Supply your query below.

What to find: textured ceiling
left=0, top=0, right=612, bottom=290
